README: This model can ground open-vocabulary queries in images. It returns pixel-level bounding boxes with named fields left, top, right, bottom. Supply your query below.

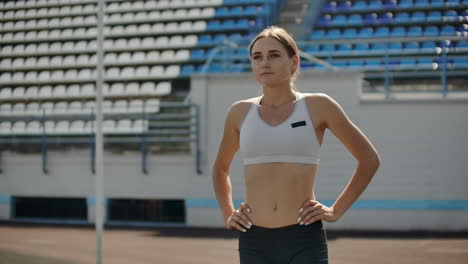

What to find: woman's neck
left=261, top=84, right=297, bottom=107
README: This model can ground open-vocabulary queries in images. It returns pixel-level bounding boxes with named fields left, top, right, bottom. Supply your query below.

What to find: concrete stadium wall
left=189, top=70, right=468, bottom=231
left=1, top=70, right=467, bottom=231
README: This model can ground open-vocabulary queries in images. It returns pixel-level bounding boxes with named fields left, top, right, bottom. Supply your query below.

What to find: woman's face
left=250, top=37, right=298, bottom=87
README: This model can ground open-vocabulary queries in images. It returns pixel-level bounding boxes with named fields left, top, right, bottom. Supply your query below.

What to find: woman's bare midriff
left=244, top=162, right=318, bottom=228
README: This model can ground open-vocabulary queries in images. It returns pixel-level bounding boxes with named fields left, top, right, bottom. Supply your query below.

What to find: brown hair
left=248, top=26, right=301, bottom=91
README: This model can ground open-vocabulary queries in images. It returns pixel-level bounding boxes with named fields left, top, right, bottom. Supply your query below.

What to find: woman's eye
left=253, top=56, right=261, bottom=60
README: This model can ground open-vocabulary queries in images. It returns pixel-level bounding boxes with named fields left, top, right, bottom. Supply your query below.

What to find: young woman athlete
left=212, top=26, right=381, bottom=264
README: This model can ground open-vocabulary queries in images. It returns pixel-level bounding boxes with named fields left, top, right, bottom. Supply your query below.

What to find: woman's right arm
left=212, top=102, right=252, bottom=231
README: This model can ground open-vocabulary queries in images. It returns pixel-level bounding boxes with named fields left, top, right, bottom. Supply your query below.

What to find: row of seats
left=206, top=19, right=251, bottom=30
left=0, top=119, right=148, bottom=135
left=0, top=66, right=181, bottom=82
left=305, top=40, right=468, bottom=54
left=322, top=0, right=467, bottom=13
left=311, top=57, right=468, bottom=69
left=215, top=5, right=266, bottom=17
left=0, top=4, right=96, bottom=18
left=0, top=35, right=199, bottom=55
left=181, top=63, right=245, bottom=75
left=0, top=50, right=191, bottom=68
left=0, top=82, right=171, bottom=100
left=106, top=8, right=215, bottom=23
left=316, top=10, right=466, bottom=26
left=0, top=16, right=96, bottom=30
left=1, top=99, right=161, bottom=116
left=0, top=0, right=90, bottom=8
left=106, top=0, right=223, bottom=12
left=106, top=21, right=207, bottom=35
left=1, top=28, right=97, bottom=41
left=310, top=25, right=462, bottom=39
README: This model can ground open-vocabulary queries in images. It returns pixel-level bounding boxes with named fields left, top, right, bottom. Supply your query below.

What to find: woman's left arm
left=298, top=94, right=381, bottom=225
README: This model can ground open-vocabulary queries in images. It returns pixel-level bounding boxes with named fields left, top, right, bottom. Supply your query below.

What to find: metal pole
left=95, top=0, right=105, bottom=263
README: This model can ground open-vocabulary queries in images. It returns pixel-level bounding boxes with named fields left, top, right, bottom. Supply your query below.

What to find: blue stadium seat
left=222, top=20, right=235, bottom=29
left=404, top=42, right=420, bottom=52
left=337, top=43, right=353, bottom=53
left=395, top=12, right=410, bottom=23
left=358, top=27, right=374, bottom=38
left=207, top=20, right=221, bottom=30
left=414, top=0, right=429, bottom=7
left=408, top=26, right=423, bottom=37
left=343, top=28, right=358, bottom=38
left=320, top=44, right=335, bottom=54
left=353, top=1, right=368, bottom=11
left=441, top=25, right=457, bottom=36
left=235, top=48, right=249, bottom=58
left=305, top=45, right=319, bottom=53
left=424, top=26, right=439, bottom=36
left=347, top=14, right=363, bottom=25
left=231, top=6, right=243, bottom=16
left=443, top=10, right=458, bottom=22
left=310, top=30, right=326, bottom=40
left=399, top=0, right=413, bottom=8
left=322, top=2, right=336, bottom=12
left=237, top=19, right=249, bottom=28
left=375, top=27, right=390, bottom=37
left=431, top=0, right=444, bottom=7
left=371, top=42, right=388, bottom=52
left=417, top=58, right=433, bottom=69
left=427, top=11, right=442, bottom=22
left=348, top=60, right=365, bottom=68
left=181, top=65, right=195, bottom=76
left=379, top=12, right=394, bottom=24
left=228, top=33, right=242, bottom=42
left=365, top=59, right=382, bottom=69
left=388, top=42, right=403, bottom=52
left=230, top=64, right=244, bottom=73
left=411, top=11, right=426, bottom=22
left=191, top=49, right=205, bottom=60
left=453, top=57, right=468, bottom=68
left=244, top=6, right=257, bottom=16
left=446, top=0, right=460, bottom=6
left=316, top=15, right=331, bottom=26
left=332, top=60, right=347, bottom=68
left=213, top=34, right=227, bottom=44
left=337, top=1, right=352, bottom=11
left=331, top=15, right=347, bottom=25
left=216, top=7, right=230, bottom=17
left=399, top=58, right=416, bottom=68
left=456, top=40, right=468, bottom=51
left=354, top=43, right=369, bottom=52
left=391, top=26, right=406, bottom=37
left=198, top=34, right=212, bottom=45
left=383, top=0, right=398, bottom=9
left=364, top=13, right=379, bottom=25
left=421, top=41, right=437, bottom=52
left=368, top=0, right=383, bottom=9
left=327, top=29, right=342, bottom=39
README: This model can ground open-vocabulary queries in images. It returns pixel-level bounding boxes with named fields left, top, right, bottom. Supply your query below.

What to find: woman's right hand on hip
left=225, top=202, right=253, bottom=232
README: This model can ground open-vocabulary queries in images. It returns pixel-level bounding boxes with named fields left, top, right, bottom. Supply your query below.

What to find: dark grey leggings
left=238, top=220, right=328, bottom=264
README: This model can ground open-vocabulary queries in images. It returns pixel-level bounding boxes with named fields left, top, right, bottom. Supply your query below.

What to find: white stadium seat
left=147, top=51, right=160, bottom=61
left=12, top=87, right=25, bottom=99
left=72, top=16, right=85, bottom=25
left=118, top=52, right=132, bottom=62
left=175, top=50, right=190, bottom=60
left=83, top=101, right=96, bottom=114
left=53, top=85, right=67, bottom=97
left=83, top=120, right=95, bottom=133
left=106, top=67, right=120, bottom=78
left=1, top=72, right=12, bottom=82
left=25, top=102, right=40, bottom=115
left=113, top=100, right=128, bottom=113
left=0, top=88, right=12, bottom=99
left=169, top=36, right=183, bottom=46
left=161, top=50, right=175, bottom=61
left=192, top=21, right=207, bottom=31
left=152, top=23, right=165, bottom=33
left=36, top=43, right=49, bottom=52
left=50, top=56, right=63, bottom=66
left=155, top=36, right=169, bottom=47
left=150, top=66, right=164, bottom=77
left=25, top=57, right=36, bottom=66
left=74, top=41, right=87, bottom=50
left=132, top=51, right=146, bottom=62
left=40, top=102, right=54, bottom=115
left=24, top=31, right=37, bottom=40
left=175, top=9, right=187, bottom=18
left=125, top=82, right=139, bottom=95
left=114, top=38, right=127, bottom=48
left=103, top=120, right=116, bottom=133
left=39, top=86, right=53, bottom=98
left=145, top=99, right=160, bottom=113
left=70, top=120, right=85, bottom=134
left=49, top=17, right=60, bottom=26
left=122, top=12, right=135, bottom=21
left=12, top=72, right=25, bottom=82
left=142, top=37, right=155, bottom=47
left=38, top=71, right=51, bottom=81
left=55, top=120, right=70, bottom=134
left=63, top=55, right=76, bottom=65
left=135, top=66, right=149, bottom=77
left=165, top=65, right=180, bottom=77
left=132, top=119, right=147, bottom=133
left=156, top=82, right=172, bottom=95
left=65, top=69, right=78, bottom=79
left=77, top=54, right=90, bottom=65
left=109, top=83, right=125, bottom=95
left=25, top=86, right=39, bottom=98
left=12, top=58, right=24, bottom=67
left=44, top=120, right=55, bottom=134
left=26, top=121, right=41, bottom=134
left=105, top=53, right=118, bottom=63
left=25, top=71, right=38, bottom=81
left=13, top=44, right=25, bottom=54
left=79, top=69, right=94, bottom=79
left=103, top=101, right=113, bottom=113
left=37, top=57, right=49, bottom=66
left=68, top=101, right=83, bottom=114
left=0, top=122, right=12, bottom=134
left=0, top=104, right=12, bottom=115
left=54, top=102, right=69, bottom=114
left=121, top=67, right=135, bottom=77
left=67, top=85, right=81, bottom=97
left=179, top=21, right=192, bottom=32
left=165, top=22, right=179, bottom=32
left=12, top=121, right=27, bottom=134
left=140, top=82, right=156, bottom=94
left=2, top=46, right=13, bottom=55
left=117, top=119, right=133, bottom=133
left=81, top=84, right=95, bottom=96
left=1, top=58, right=12, bottom=67
left=12, top=103, right=26, bottom=116
left=138, top=24, right=152, bottom=33
left=129, top=99, right=144, bottom=113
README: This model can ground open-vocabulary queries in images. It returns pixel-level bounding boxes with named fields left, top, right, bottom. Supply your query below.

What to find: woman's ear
left=291, top=55, right=299, bottom=74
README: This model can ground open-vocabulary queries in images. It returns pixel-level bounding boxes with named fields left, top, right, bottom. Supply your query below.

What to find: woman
left=212, top=26, right=381, bottom=264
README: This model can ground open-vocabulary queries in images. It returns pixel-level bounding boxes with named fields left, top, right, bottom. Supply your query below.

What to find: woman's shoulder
left=229, top=96, right=260, bottom=113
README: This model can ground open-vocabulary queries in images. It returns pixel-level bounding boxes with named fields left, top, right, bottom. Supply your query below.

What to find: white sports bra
left=239, top=92, right=321, bottom=165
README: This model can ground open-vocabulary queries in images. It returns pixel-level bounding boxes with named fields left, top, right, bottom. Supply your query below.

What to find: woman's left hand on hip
left=296, top=199, right=340, bottom=225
